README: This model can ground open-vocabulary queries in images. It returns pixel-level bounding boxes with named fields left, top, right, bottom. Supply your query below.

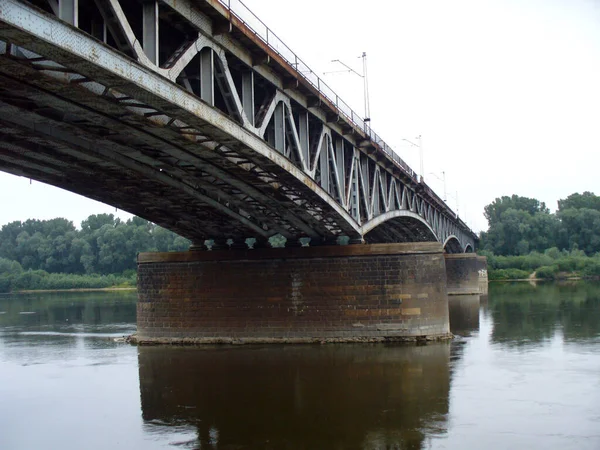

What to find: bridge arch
left=464, top=243, right=474, bottom=253
left=443, top=235, right=463, bottom=254
left=361, top=211, right=438, bottom=244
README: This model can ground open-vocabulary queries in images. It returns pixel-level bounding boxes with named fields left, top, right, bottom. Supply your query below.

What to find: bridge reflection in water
left=138, top=344, right=455, bottom=449
left=448, top=295, right=481, bottom=337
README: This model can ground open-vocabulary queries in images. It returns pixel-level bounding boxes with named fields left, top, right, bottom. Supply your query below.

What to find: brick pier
left=444, top=253, right=488, bottom=295
left=133, top=242, right=451, bottom=344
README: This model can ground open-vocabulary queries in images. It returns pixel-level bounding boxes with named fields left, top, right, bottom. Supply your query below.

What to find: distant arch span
left=362, top=211, right=438, bottom=244
left=443, top=236, right=463, bottom=254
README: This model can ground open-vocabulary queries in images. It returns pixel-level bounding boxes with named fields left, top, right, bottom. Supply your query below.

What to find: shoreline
left=8, top=287, right=137, bottom=294
left=490, top=276, right=583, bottom=282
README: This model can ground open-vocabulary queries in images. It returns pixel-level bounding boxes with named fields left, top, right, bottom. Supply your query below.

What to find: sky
left=1, top=0, right=599, bottom=232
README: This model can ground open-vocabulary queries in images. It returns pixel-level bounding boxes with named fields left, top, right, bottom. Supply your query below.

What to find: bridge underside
left=364, top=216, right=437, bottom=244
left=0, top=0, right=476, bottom=251
left=0, top=48, right=355, bottom=244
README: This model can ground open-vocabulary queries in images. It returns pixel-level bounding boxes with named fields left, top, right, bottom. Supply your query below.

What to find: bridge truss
left=0, top=0, right=476, bottom=252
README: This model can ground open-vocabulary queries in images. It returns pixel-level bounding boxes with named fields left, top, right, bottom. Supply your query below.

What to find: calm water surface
left=1, top=283, right=599, bottom=449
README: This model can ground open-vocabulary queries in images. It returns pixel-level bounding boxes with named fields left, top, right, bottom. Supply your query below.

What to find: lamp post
left=325, top=52, right=371, bottom=123
left=401, top=136, right=423, bottom=182
left=447, top=190, right=460, bottom=217
left=428, top=171, right=447, bottom=202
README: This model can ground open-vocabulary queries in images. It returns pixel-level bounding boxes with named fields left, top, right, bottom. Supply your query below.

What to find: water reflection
left=0, top=291, right=137, bottom=363
left=448, top=295, right=480, bottom=336
left=489, top=281, right=600, bottom=346
left=138, top=343, right=453, bottom=449
left=0, top=291, right=137, bottom=332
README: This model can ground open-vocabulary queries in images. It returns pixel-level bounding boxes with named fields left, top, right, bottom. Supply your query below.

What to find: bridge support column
left=477, top=256, right=488, bottom=296
left=444, top=253, right=486, bottom=295
left=133, top=242, right=451, bottom=344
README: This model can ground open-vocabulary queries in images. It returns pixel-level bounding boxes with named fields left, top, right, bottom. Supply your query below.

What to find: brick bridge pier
left=133, top=243, right=487, bottom=344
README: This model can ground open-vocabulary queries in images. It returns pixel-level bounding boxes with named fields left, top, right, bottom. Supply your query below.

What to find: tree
left=481, top=195, right=558, bottom=255
left=558, top=208, right=600, bottom=255
left=0, top=214, right=190, bottom=276
left=484, top=195, right=549, bottom=226
left=558, top=192, right=600, bottom=212
left=556, top=192, right=600, bottom=255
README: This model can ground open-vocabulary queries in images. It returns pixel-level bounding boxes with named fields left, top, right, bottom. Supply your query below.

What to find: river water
left=1, top=282, right=599, bottom=449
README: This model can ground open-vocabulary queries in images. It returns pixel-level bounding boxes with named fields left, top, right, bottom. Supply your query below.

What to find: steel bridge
left=0, top=0, right=477, bottom=252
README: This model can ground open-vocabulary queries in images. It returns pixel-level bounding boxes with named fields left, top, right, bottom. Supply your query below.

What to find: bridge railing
left=220, top=0, right=418, bottom=182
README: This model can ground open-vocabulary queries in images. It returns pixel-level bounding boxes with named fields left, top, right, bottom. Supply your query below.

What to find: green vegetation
left=480, top=192, right=600, bottom=280
left=0, top=260, right=136, bottom=292
left=0, top=214, right=189, bottom=292
left=3, top=191, right=600, bottom=290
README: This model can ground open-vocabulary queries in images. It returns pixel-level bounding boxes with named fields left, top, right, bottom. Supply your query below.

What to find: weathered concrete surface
left=444, top=253, right=482, bottom=295
left=133, top=242, right=451, bottom=344
left=478, top=256, right=489, bottom=295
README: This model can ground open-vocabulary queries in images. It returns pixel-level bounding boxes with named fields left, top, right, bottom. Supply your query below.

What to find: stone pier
left=133, top=242, right=451, bottom=344
left=477, top=256, right=489, bottom=296
left=444, top=253, right=487, bottom=296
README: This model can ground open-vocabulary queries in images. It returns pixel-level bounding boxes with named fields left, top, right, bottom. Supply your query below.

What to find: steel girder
left=0, top=0, right=476, bottom=251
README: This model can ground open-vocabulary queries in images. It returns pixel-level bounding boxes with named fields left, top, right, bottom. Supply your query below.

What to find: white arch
left=443, top=235, right=461, bottom=249
left=360, top=210, right=438, bottom=240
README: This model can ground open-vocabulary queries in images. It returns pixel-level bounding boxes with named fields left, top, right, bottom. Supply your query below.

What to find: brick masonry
left=134, top=242, right=451, bottom=344
left=444, top=253, right=484, bottom=295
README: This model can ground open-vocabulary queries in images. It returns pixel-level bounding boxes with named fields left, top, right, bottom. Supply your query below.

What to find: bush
left=582, top=261, right=600, bottom=278
left=488, top=268, right=532, bottom=280
left=2, top=268, right=136, bottom=292
left=0, top=276, right=11, bottom=293
left=535, top=265, right=560, bottom=280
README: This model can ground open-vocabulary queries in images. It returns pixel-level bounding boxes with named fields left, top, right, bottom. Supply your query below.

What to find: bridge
left=0, top=0, right=476, bottom=253
left=0, top=0, right=484, bottom=343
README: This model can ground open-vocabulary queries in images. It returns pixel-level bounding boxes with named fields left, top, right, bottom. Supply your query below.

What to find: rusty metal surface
left=138, top=241, right=444, bottom=264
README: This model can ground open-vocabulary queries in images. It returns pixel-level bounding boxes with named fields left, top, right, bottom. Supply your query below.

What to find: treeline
left=0, top=214, right=190, bottom=274
left=480, top=192, right=600, bottom=280
left=486, top=249, right=600, bottom=280
left=0, top=214, right=190, bottom=292
left=480, top=192, right=600, bottom=256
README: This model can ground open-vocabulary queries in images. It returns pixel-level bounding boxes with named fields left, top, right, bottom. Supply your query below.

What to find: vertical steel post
left=362, top=52, right=371, bottom=122
left=351, top=151, right=360, bottom=221
left=418, top=134, right=424, bottom=182
left=273, top=102, right=285, bottom=153
left=200, top=48, right=215, bottom=105
left=142, top=0, right=159, bottom=65
left=298, top=111, right=309, bottom=169
left=373, top=174, right=380, bottom=216
left=319, top=136, right=329, bottom=193
left=241, top=71, right=254, bottom=126
left=59, top=0, right=78, bottom=26
left=335, top=138, right=345, bottom=201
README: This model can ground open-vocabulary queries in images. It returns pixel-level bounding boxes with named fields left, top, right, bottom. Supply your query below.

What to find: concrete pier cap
left=132, top=242, right=452, bottom=345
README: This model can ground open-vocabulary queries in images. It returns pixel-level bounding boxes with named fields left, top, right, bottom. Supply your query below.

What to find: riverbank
left=12, top=287, right=137, bottom=294
left=484, top=248, right=600, bottom=281
left=0, top=270, right=136, bottom=294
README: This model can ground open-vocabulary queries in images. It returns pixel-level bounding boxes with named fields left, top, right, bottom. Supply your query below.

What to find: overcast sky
left=1, top=0, right=599, bottom=232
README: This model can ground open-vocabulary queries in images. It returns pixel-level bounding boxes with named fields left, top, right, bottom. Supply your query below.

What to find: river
left=1, top=282, right=599, bottom=449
